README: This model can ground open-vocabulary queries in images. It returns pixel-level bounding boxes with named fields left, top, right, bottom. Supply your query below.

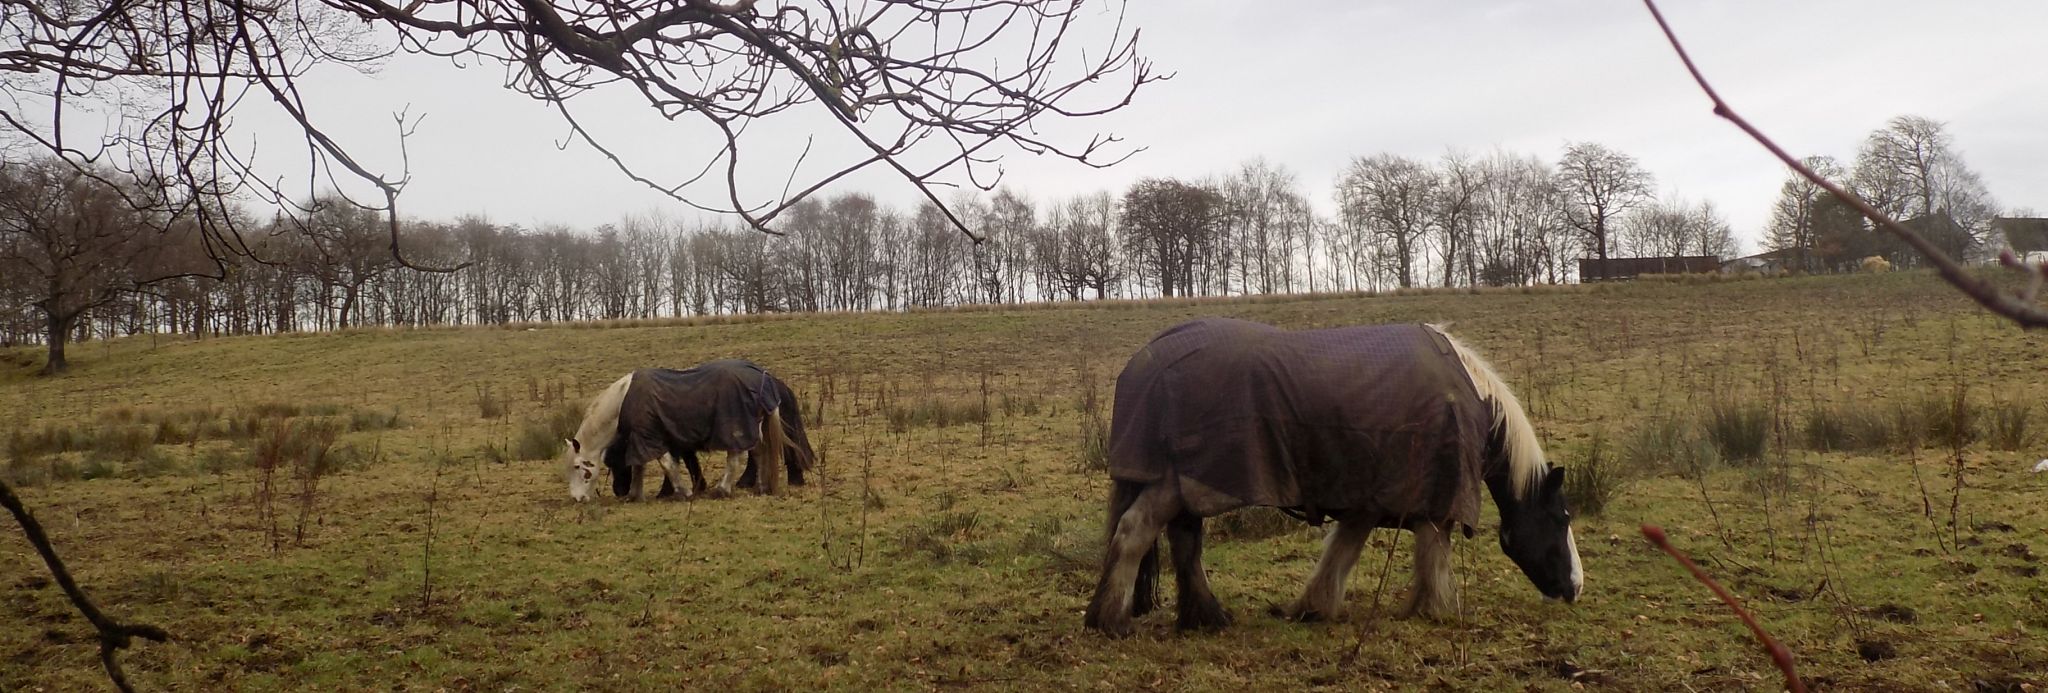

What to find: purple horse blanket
left=1107, top=318, right=1491, bottom=529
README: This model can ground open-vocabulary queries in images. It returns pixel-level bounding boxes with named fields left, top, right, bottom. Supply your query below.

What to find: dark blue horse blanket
left=606, top=359, right=780, bottom=471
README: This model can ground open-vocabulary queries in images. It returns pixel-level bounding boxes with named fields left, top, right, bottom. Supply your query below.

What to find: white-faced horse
left=1083, top=318, right=1581, bottom=637
left=564, top=360, right=814, bottom=502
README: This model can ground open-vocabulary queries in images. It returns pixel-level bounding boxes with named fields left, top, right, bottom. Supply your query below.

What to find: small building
left=1578, top=256, right=1721, bottom=282
left=1722, top=248, right=1812, bottom=274
left=1993, top=217, right=2048, bottom=265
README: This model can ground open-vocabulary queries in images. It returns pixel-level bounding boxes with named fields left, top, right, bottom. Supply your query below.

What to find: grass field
left=4, top=271, right=2046, bottom=691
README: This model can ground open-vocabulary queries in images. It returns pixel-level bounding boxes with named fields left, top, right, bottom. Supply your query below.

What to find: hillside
left=4, top=271, right=2046, bottom=691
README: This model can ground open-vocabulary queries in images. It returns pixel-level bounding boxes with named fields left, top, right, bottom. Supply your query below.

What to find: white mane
left=572, top=372, right=634, bottom=456
left=1427, top=324, right=1548, bottom=499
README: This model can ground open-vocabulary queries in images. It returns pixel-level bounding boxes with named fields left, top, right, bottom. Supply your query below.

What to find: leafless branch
left=3, top=0, right=1156, bottom=263
left=1641, top=0, right=2047, bottom=329
left=1, top=479, right=170, bottom=693
left=1641, top=524, right=1803, bottom=693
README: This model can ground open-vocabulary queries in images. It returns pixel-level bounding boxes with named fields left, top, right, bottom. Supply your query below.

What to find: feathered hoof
left=1269, top=602, right=1334, bottom=623
left=1176, top=604, right=1232, bottom=632
left=1083, top=614, right=1135, bottom=639
left=1399, top=599, right=1457, bottom=622
left=1131, top=597, right=1157, bottom=617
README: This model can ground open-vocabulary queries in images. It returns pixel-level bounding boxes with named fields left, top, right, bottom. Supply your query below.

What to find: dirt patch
left=1866, top=604, right=1918, bottom=624
left=1856, top=638, right=1897, bottom=662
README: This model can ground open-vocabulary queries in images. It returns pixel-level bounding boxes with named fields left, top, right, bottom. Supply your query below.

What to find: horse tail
left=760, top=406, right=788, bottom=495
left=1103, top=479, right=1159, bottom=615
left=776, top=378, right=817, bottom=474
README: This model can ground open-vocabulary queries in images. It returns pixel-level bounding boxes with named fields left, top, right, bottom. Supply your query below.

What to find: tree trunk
left=41, top=311, right=71, bottom=375
left=1595, top=217, right=1610, bottom=262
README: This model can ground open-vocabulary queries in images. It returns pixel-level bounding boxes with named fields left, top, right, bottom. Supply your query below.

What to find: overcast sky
left=240, top=0, right=2048, bottom=252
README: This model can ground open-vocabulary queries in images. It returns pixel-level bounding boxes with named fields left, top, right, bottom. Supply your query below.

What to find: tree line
left=2, top=114, right=2014, bottom=373
left=1764, top=115, right=2005, bottom=272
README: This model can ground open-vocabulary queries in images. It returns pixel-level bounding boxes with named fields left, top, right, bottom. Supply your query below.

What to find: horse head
left=1496, top=464, right=1581, bottom=603
left=564, top=437, right=601, bottom=502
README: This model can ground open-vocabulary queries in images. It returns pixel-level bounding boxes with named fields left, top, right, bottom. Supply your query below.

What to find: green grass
left=3, top=270, right=2047, bottom=690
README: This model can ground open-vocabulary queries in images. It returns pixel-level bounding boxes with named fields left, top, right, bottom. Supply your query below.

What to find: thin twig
left=1641, top=524, right=1804, bottom=693
left=1341, top=527, right=1398, bottom=670
left=1, top=479, right=170, bottom=693
left=1641, top=0, right=2048, bottom=330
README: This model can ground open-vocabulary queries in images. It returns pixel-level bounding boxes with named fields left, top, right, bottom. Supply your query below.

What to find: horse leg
left=1276, top=517, right=1373, bottom=622
left=655, top=454, right=688, bottom=500
left=627, top=463, right=647, bottom=502
left=712, top=450, right=745, bottom=497
left=737, top=452, right=759, bottom=489
left=680, top=451, right=707, bottom=496
left=1083, top=482, right=1177, bottom=638
left=1168, top=513, right=1231, bottom=631
left=1402, top=521, right=1458, bottom=620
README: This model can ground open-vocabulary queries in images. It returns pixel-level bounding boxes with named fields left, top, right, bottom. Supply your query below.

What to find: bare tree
left=1121, top=178, right=1224, bottom=298
left=1433, top=151, right=1485, bottom=287
left=1623, top=196, right=1737, bottom=260
left=1337, top=154, right=1438, bottom=288
left=821, top=193, right=882, bottom=311
left=907, top=202, right=966, bottom=307
left=1473, top=150, right=1565, bottom=286
left=1621, top=198, right=1691, bottom=258
left=0, top=159, right=175, bottom=373
left=1853, top=116, right=1999, bottom=263
left=979, top=189, right=1035, bottom=304
left=1556, top=142, right=1654, bottom=263
left=283, top=196, right=400, bottom=329
left=0, top=0, right=1156, bottom=274
left=1037, top=192, right=1122, bottom=301
left=1690, top=200, right=1738, bottom=259
left=1765, top=156, right=1847, bottom=270
left=1220, top=159, right=1303, bottom=295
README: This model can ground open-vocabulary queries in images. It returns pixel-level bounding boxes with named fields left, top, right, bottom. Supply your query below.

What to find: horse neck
left=574, top=412, right=619, bottom=453
left=1478, top=422, right=1523, bottom=516
left=575, top=374, right=631, bottom=452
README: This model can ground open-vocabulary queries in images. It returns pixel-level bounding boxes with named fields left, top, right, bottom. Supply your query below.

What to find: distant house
left=1722, top=247, right=1812, bottom=274
left=1993, top=217, right=2048, bottom=265
left=1896, top=213, right=1968, bottom=267
left=1578, top=256, right=1721, bottom=282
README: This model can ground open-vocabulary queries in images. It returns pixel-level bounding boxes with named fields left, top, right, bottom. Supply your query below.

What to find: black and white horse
left=1083, top=320, right=1581, bottom=636
left=563, top=361, right=814, bottom=502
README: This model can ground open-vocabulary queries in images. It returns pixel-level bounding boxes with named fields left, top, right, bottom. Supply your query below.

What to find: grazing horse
left=1083, top=318, right=1581, bottom=637
left=611, top=370, right=816, bottom=499
left=563, top=359, right=816, bottom=502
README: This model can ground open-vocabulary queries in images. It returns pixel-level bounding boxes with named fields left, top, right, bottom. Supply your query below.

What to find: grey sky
left=244, top=1, right=2047, bottom=252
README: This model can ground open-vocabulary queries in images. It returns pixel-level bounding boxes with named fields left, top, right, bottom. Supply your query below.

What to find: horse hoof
left=1085, top=619, right=1135, bottom=639
left=1177, top=608, right=1232, bottom=632
left=1269, top=602, right=1328, bottom=623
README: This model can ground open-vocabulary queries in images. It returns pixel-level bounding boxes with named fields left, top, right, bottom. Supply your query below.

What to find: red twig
left=1640, top=0, right=2048, bottom=330
left=1642, top=524, right=1803, bottom=693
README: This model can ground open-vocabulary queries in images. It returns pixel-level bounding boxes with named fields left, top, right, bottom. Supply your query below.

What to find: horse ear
left=567, top=438, right=580, bottom=453
left=1544, top=466, right=1567, bottom=495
